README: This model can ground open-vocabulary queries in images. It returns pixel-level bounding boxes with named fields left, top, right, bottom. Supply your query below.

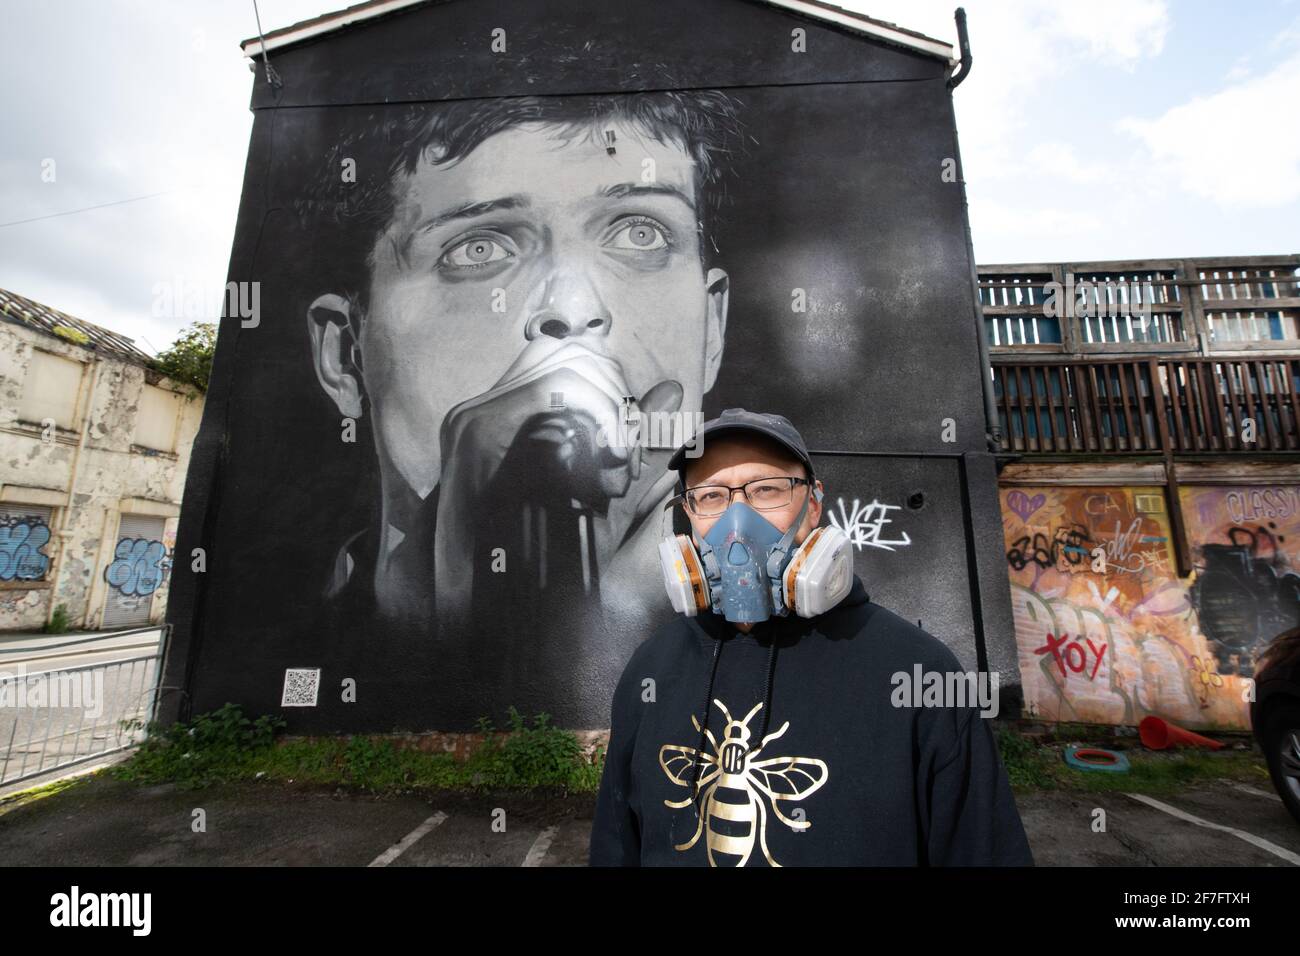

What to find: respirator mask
left=657, top=475, right=854, bottom=623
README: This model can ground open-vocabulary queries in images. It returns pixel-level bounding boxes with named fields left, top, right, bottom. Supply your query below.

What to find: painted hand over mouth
left=433, top=342, right=683, bottom=625
left=437, top=343, right=637, bottom=507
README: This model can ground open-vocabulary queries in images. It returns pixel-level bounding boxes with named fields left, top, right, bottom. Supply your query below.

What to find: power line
left=0, top=190, right=175, bottom=229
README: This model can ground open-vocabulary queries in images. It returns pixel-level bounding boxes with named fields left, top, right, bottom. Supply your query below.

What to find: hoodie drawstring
left=687, top=632, right=779, bottom=815
left=755, top=636, right=778, bottom=745
left=687, top=636, right=723, bottom=814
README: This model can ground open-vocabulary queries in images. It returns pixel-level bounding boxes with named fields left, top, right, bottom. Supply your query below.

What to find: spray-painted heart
left=1008, top=490, right=1046, bottom=523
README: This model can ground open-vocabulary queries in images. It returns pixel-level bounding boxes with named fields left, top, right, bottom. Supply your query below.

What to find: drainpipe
left=46, top=355, right=102, bottom=627
left=947, top=8, right=972, bottom=90
left=946, top=8, right=1001, bottom=452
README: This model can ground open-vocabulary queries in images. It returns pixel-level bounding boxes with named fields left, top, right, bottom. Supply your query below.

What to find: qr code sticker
left=281, top=668, right=321, bottom=707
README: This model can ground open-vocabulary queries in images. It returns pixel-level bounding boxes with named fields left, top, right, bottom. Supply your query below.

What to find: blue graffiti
left=0, top=516, right=52, bottom=581
left=105, top=538, right=168, bottom=597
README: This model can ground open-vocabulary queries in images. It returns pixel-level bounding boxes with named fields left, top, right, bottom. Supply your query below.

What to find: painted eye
left=441, top=237, right=512, bottom=269
left=608, top=218, right=669, bottom=251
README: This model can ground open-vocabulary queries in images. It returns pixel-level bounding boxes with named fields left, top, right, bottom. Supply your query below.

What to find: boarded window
left=134, top=384, right=181, bottom=452
left=18, top=351, right=83, bottom=430
left=0, top=503, right=55, bottom=582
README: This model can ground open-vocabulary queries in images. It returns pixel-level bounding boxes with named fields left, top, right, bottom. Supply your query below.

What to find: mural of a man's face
left=308, top=112, right=732, bottom=620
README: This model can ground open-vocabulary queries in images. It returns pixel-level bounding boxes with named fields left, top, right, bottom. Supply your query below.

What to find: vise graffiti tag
left=0, top=516, right=52, bottom=581
left=828, top=498, right=912, bottom=551
left=104, top=538, right=170, bottom=597
left=1033, top=631, right=1108, bottom=680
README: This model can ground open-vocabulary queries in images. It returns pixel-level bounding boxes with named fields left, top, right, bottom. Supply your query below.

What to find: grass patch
left=112, top=703, right=604, bottom=794
left=0, top=773, right=93, bottom=815
left=994, top=723, right=1272, bottom=796
left=93, top=707, right=1279, bottom=800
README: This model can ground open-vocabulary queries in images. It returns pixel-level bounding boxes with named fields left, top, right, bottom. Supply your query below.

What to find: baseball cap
left=667, top=408, right=814, bottom=488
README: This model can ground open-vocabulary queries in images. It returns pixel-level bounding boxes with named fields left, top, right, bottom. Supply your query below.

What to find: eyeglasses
left=680, top=476, right=812, bottom=517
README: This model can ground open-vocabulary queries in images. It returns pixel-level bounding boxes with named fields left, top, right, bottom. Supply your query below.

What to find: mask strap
left=765, top=477, right=819, bottom=618
left=660, top=493, right=697, bottom=550
left=766, top=475, right=814, bottom=578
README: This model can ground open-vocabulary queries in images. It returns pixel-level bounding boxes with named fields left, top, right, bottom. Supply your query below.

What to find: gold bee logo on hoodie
left=659, top=698, right=828, bottom=867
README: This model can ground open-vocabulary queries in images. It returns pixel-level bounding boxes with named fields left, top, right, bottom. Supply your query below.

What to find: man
left=590, top=408, right=1034, bottom=866
left=299, top=91, right=745, bottom=708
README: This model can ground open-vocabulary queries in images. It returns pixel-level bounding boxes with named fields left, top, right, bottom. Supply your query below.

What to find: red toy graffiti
left=1033, top=631, right=1107, bottom=680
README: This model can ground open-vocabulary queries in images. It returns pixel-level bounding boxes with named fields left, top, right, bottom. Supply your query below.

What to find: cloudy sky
left=1, top=0, right=1297, bottom=354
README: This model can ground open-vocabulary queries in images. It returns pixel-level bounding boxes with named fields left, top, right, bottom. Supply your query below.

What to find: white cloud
left=843, top=0, right=1170, bottom=188
left=1118, top=52, right=1300, bottom=207
left=847, top=0, right=1297, bottom=260
left=1045, top=0, right=1168, bottom=65
left=1024, top=142, right=1114, bottom=185
left=968, top=194, right=1105, bottom=244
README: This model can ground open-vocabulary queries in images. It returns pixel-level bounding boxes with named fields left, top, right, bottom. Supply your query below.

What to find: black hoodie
left=589, top=574, right=1034, bottom=866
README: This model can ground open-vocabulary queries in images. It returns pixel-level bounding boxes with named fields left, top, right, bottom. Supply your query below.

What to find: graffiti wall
left=1001, top=484, right=1300, bottom=731
left=102, top=519, right=175, bottom=627
left=165, top=0, right=1014, bottom=733
left=0, top=509, right=55, bottom=629
left=0, top=513, right=52, bottom=583
left=1182, top=486, right=1300, bottom=676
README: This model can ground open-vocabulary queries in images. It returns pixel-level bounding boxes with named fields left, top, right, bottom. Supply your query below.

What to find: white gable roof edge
left=240, top=0, right=956, bottom=66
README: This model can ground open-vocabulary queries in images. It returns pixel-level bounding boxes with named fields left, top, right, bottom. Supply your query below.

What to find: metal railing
left=992, top=356, right=1300, bottom=454
left=0, top=624, right=170, bottom=790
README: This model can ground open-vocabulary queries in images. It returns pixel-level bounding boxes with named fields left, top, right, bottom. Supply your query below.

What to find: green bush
left=466, top=707, right=601, bottom=791
left=151, top=321, right=216, bottom=393
left=114, top=703, right=286, bottom=789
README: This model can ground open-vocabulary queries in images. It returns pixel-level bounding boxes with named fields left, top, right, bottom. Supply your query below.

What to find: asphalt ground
left=1, top=772, right=1296, bottom=866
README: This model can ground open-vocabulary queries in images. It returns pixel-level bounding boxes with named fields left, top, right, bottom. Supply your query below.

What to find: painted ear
left=702, top=267, right=729, bottom=394
left=306, top=293, right=364, bottom=419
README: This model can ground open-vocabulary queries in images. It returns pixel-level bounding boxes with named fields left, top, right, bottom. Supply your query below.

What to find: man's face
left=683, top=435, right=822, bottom=544
left=346, top=118, right=727, bottom=500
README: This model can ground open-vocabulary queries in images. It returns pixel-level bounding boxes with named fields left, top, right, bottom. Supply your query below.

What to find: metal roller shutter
left=101, top=514, right=167, bottom=627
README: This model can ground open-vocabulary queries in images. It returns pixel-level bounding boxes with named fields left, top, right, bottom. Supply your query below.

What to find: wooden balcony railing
left=992, top=356, right=1300, bottom=454
left=980, top=255, right=1300, bottom=356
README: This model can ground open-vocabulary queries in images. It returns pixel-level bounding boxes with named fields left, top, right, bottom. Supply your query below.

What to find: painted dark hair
left=296, top=90, right=749, bottom=313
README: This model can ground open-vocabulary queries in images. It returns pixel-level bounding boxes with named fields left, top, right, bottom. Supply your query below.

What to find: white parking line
left=1227, top=782, right=1282, bottom=803
left=368, top=812, right=448, bottom=867
left=1123, top=793, right=1300, bottom=866
left=521, top=825, right=559, bottom=867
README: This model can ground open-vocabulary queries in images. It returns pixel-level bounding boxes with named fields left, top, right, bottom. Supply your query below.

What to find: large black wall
left=163, top=0, right=1017, bottom=732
